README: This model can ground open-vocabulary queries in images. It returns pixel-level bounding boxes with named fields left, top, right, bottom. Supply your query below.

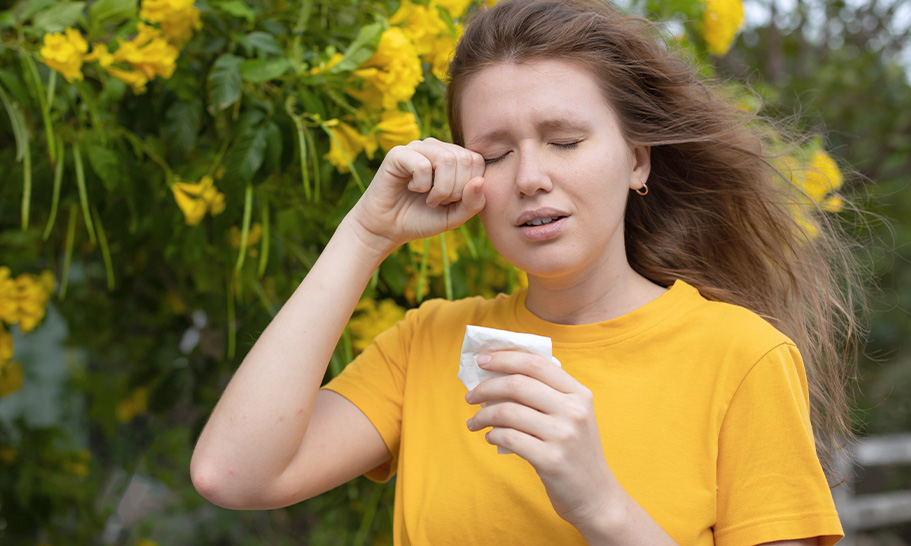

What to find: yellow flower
left=116, top=386, right=149, bottom=423
left=803, top=149, right=844, bottom=210
left=87, top=24, right=179, bottom=93
left=0, top=360, right=23, bottom=397
left=14, top=272, right=55, bottom=333
left=308, top=52, right=344, bottom=75
left=702, top=0, right=744, bottom=56
left=139, top=0, right=203, bottom=47
left=0, top=446, right=17, bottom=465
left=374, top=110, right=420, bottom=152
left=324, top=120, right=376, bottom=173
left=352, top=28, right=423, bottom=110
left=390, top=1, right=448, bottom=58
left=172, top=175, right=226, bottom=226
left=0, top=267, right=18, bottom=324
left=39, top=28, right=88, bottom=82
left=0, top=325, right=12, bottom=364
left=347, top=298, right=406, bottom=352
left=228, top=223, right=262, bottom=248
left=408, top=230, right=463, bottom=276
left=435, top=0, right=472, bottom=18
left=429, top=24, right=462, bottom=81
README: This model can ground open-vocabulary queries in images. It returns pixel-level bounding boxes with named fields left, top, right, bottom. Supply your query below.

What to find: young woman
left=191, top=1, right=862, bottom=544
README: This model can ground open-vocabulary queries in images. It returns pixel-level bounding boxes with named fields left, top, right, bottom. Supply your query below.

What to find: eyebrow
left=466, top=117, right=592, bottom=148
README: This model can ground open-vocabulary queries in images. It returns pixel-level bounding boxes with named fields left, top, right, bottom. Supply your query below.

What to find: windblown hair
left=447, top=0, right=865, bottom=480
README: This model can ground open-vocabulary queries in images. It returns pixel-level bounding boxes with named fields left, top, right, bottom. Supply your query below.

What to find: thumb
left=445, top=176, right=486, bottom=229
left=460, top=176, right=486, bottom=215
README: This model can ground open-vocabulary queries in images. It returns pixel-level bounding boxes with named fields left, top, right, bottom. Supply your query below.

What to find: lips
left=514, top=208, right=569, bottom=227
left=515, top=208, right=569, bottom=241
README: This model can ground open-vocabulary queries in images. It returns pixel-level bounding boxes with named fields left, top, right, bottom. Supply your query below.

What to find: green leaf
left=162, top=99, right=202, bottom=158
left=0, top=69, right=29, bottom=107
left=226, top=126, right=267, bottom=183
left=214, top=0, right=255, bottom=23
left=85, top=141, right=121, bottom=191
left=236, top=31, right=283, bottom=57
left=239, top=57, right=291, bottom=83
left=88, top=0, right=136, bottom=33
left=333, top=22, right=383, bottom=72
left=9, top=0, right=57, bottom=24
left=263, top=120, right=282, bottom=172
left=207, top=54, right=243, bottom=114
left=0, top=82, right=28, bottom=162
left=32, top=1, right=86, bottom=33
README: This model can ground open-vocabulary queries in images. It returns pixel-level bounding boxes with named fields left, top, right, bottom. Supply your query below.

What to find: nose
left=514, top=148, right=553, bottom=197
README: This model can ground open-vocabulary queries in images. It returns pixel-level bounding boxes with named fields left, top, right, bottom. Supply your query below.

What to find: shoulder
left=404, top=291, right=517, bottom=329
left=666, top=282, right=799, bottom=376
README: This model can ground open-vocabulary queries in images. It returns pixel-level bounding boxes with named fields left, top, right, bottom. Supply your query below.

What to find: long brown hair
left=447, top=0, right=865, bottom=481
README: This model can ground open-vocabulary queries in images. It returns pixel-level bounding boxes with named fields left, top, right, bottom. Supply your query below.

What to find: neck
left=524, top=265, right=667, bottom=325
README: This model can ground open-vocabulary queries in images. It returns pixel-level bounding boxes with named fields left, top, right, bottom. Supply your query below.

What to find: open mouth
left=524, top=216, right=565, bottom=227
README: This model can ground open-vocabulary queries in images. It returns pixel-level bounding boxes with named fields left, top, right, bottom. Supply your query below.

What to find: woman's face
left=460, top=58, right=650, bottom=285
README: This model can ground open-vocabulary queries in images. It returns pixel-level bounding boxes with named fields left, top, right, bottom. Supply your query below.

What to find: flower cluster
left=702, top=0, right=744, bottom=56
left=347, top=298, right=406, bottom=352
left=0, top=267, right=55, bottom=397
left=86, top=23, right=179, bottom=94
left=139, top=0, right=203, bottom=47
left=323, top=110, right=420, bottom=172
left=778, top=148, right=845, bottom=238
left=322, top=1, right=465, bottom=173
left=39, top=0, right=200, bottom=93
left=171, top=175, right=227, bottom=226
left=390, top=0, right=466, bottom=81
left=38, top=28, right=88, bottom=82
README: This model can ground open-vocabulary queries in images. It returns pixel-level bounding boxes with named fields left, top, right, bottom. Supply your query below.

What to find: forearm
left=576, top=488, right=678, bottom=546
left=190, top=213, right=395, bottom=504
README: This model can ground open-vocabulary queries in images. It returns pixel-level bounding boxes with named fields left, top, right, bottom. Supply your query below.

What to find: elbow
left=190, top=453, right=228, bottom=507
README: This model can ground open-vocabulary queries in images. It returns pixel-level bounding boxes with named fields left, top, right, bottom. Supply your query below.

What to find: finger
left=387, top=145, right=434, bottom=194
left=425, top=146, right=458, bottom=207
left=467, top=400, right=554, bottom=439
left=441, top=176, right=485, bottom=228
left=467, top=371, right=562, bottom=415
left=483, top=426, right=547, bottom=463
left=477, top=351, right=578, bottom=394
left=437, top=148, right=484, bottom=206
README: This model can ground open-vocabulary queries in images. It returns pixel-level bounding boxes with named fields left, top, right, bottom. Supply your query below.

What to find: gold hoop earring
left=635, top=184, right=648, bottom=196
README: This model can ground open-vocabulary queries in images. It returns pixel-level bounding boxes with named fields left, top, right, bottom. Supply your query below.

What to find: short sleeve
left=321, top=307, right=420, bottom=483
left=714, top=343, right=844, bottom=546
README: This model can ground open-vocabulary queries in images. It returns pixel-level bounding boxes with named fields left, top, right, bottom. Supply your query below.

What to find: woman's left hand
left=464, top=350, right=620, bottom=532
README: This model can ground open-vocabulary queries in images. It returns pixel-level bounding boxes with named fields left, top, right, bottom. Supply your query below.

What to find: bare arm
left=190, top=139, right=486, bottom=509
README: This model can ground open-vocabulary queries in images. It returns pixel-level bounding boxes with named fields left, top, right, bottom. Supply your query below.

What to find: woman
left=191, top=1, right=861, bottom=544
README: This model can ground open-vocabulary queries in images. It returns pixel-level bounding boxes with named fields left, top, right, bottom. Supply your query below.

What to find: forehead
left=459, top=59, right=617, bottom=143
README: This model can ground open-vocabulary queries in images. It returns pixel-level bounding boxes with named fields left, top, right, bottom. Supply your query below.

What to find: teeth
left=526, top=217, right=558, bottom=226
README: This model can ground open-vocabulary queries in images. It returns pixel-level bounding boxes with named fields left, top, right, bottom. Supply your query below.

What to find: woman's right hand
left=349, top=138, right=487, bottom=249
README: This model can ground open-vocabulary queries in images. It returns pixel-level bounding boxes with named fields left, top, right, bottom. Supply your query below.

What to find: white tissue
left=459, top=325, right=561, bottom=454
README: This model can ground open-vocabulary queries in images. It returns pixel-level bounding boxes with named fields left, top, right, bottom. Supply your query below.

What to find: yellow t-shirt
left=323, top=280, right=844, bottom=545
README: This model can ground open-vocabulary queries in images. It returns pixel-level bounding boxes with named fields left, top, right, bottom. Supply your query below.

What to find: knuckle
left=566, top=404, right=588, bottom=424
left=504, top=375, right=525, bottom=391
left=436, top=153, right=457, bottom=169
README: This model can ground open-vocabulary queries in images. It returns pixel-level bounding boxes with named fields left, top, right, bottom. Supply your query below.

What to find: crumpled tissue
left=459, top=325, right=561, bottom=454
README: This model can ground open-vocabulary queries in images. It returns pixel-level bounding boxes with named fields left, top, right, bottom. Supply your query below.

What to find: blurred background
left=0, top=0, right=908, bottom=544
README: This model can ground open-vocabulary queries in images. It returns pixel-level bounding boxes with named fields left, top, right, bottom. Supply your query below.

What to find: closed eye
left=484, top=151, right=510, bottom=165
left=553, top=141, right=580, bottom=150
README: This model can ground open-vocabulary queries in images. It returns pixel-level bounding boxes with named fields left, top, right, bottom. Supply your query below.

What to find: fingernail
left=465, top=390, right=473, bottom=402
left=427, top=200, right=438, bottom=208
left=466, top=418, right=473, bottom=429
left=477, top=354, right=491, bottom=366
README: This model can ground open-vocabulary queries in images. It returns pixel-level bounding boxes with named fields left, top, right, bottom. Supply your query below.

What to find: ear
left=629, top=145, right=651, bottom=191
